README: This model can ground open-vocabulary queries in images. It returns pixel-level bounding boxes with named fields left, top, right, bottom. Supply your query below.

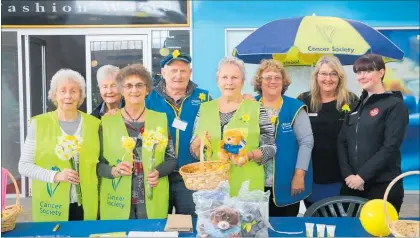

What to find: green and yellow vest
left=32, top=111, right=100, bottom=222
left=195, top=99, right=263, bottom=196
left=100, top=109, right=169, bottom=220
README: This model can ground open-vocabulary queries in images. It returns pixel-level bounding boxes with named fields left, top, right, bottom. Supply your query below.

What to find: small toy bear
left=239, top=204, right=267, bottom=237
left=218, top=129, right=248, bottom=166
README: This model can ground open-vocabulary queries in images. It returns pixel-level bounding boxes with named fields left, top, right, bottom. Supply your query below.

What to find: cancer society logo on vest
left=112, top=159, right=123, bottom=191
left=46, top=166, right=61, bottom=197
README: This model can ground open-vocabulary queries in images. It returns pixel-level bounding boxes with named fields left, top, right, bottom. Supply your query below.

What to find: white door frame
left=85, top=34, right=150, bottom=113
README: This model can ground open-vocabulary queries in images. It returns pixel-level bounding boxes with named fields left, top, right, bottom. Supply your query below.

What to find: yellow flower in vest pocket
left=341, top=104, right=351, bottom=113
left=199, top=93, right=206, bottom=102
left=241, top=114, right=250, bottom=123
left=270, top=116, right=278, bottom=124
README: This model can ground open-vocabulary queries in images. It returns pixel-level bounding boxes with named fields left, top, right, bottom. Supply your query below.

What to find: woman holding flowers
left=297, top=56, right=358, bottom=208
left=190, top=57, right=277, bottom=197
left=254, top=60, right=314, bottom=217
left=97, top=64, right=176, bottom=220
left=19, top=69, right=100, bottom=222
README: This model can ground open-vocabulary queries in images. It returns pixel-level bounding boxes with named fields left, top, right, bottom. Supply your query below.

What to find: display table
left=3, top=217, right=418, bottom=237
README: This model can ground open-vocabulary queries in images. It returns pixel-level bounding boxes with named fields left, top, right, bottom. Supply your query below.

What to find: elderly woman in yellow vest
left=254, top=60, right=314, bottom=217
left=18, top=69, right=100, bottom=222
left=190, top=57, right=277, bottom=196
left=97, top=64, right=176, bottom=220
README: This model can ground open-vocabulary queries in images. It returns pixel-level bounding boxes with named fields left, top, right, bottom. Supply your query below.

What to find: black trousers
left=168, top=172, right=196, bottom=217
left=340, top=181, right=404, bottom=213
left=69, top=203, right=84, bottom=221
left=265, top=187, right=300, bottom=217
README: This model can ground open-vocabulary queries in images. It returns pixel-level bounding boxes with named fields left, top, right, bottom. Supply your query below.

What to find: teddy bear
left=218, top=129, right=248, bottom=166
left=239, top=204, right=267, bottom=237
left=201, top=207, right=241, bottom=238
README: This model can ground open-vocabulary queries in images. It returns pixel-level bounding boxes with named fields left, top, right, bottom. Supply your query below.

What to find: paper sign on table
left=89, top=231, right=127, bottom=237
left=128, top=231, right=178, bottom=237
left=164, top=214, right=193, bottom=233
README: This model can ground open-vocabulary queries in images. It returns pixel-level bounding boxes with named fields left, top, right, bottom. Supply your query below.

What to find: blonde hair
left=253, top=59, right=291, bottom=95
left=48, top=69, right=86, bottom=107
left=310, top=56, right=351, bottom=112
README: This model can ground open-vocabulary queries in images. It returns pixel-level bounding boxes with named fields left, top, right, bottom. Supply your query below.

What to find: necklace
left=123, top=107, right=145, bottom=122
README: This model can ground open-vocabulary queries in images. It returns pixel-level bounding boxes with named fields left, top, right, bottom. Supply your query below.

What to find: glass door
left=85, top=35, right=149, bottom=113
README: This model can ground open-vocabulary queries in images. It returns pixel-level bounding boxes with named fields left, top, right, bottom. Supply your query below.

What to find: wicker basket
left=180, top=137, right=230, bottom=190
left=1, top=170, right=22, bottom=233
left=384, top=170, right=420, bottom=237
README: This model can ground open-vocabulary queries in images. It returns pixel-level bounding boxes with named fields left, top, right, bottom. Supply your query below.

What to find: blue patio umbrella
left=233, top=16, right=404, bottom=66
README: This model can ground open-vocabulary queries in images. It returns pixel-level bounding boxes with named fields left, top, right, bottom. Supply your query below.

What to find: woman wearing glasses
left=254, top=59, right=314, bottom=217
left=97, top=64, right=176, bottom=219
left=338, top=54, right=409, bottom=213
left=297, top=56, right=358, bottom=208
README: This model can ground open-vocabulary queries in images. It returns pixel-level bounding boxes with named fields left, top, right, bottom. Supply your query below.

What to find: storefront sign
left=1, top=0, right=189, bottom=27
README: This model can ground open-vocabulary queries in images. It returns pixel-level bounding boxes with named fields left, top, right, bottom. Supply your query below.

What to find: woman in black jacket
left=338, top=54, right=409, bottom=213
left=298, top=56, right=358, bottom=208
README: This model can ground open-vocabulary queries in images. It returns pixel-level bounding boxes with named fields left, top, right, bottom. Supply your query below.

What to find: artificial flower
left=241, top=114, right=250, bottom=123
left=341, top=104, right=351, bottom=113
left=199, top=93, right=206, bottom=102
left=172, top=49, right=180, bottom=58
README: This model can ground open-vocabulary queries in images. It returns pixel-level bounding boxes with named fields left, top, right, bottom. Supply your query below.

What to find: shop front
left=1, top=0, right=191, bottom=197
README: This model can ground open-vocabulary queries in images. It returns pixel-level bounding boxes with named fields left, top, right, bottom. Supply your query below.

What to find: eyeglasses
left=261, top=76, right=282, bottom=82
left=318, top=72, right=338, bottom=78
left=123, top=83, right=145, bottom=90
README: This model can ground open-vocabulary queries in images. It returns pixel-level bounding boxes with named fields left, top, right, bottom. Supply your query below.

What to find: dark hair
left=116, top=64, right=153, bottom=93
left=353, top=54, right=386, bottom=80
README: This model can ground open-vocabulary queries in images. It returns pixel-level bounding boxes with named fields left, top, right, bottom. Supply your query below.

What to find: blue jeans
left=168, top=172, right=196, bottom=217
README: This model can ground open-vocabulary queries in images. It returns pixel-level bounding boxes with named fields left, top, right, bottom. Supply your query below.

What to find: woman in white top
left=19, top=69, right=101, bottom=222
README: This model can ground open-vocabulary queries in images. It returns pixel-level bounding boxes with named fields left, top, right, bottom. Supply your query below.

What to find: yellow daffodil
left=270, top=116, right=278, bottom=124
left=172, top=49, right=180, bottom=58
left=121, top=136, right=136, bottom=151
left=199, top=93, right=206, bottom=102
left=341, top=104, right=351, bottom=113
left=241, top=114, right=250, bottom=123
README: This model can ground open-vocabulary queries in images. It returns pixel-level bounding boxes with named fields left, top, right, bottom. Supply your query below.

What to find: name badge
left=172, top=118, right=187, bottom=131
left=308, top=113, right=318, bottom=117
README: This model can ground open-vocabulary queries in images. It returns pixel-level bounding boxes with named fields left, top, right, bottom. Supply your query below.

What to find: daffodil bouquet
left=142, top=127, right=168, bottom=199
left=55, top=135, right=83, bottom=206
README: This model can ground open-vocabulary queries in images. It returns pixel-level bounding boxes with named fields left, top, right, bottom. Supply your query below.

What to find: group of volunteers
left=19, top=50, right=408, bottom=222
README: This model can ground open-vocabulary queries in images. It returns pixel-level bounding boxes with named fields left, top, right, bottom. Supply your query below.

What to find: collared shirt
left=155, top=79, right=199, bottom=109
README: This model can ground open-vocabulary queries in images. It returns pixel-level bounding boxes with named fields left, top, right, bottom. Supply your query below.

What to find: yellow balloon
left=359, top=199, right=398, bottom=237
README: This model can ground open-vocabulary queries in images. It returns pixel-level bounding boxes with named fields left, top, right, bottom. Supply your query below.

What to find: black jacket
left=338, top=91, right=409, bottom=184
left=91, top=99, right=125, bottom=120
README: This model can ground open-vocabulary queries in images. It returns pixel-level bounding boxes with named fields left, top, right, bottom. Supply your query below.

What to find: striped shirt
left=191, top=105, right=277, bottom=164
left=18, top=114, right=82, bottom=203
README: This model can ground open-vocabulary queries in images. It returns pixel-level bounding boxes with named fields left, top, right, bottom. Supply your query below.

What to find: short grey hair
left=96, top=65, right=120, bottom=85
left=48, top=69, right=86, bottom=107
left=216, top=57, right=246, bottom=81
